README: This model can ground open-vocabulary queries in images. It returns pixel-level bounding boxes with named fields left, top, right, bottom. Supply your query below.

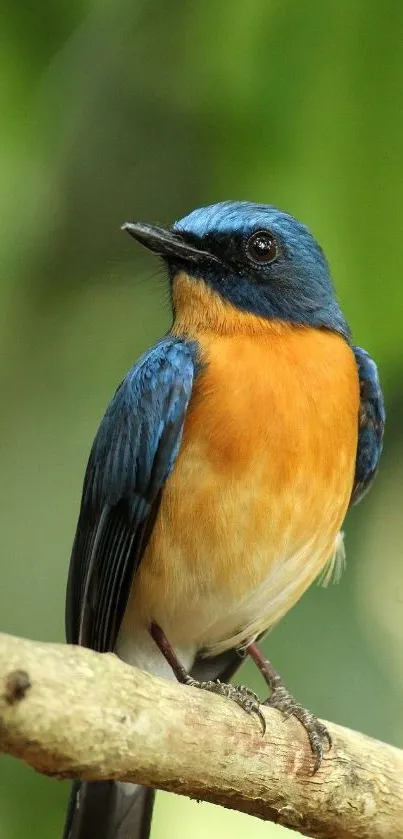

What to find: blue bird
left=62, top=201, right=385, bottom=839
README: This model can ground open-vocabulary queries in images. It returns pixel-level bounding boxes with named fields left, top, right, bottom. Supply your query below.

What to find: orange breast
left=122, top=316, right=359, bottom=656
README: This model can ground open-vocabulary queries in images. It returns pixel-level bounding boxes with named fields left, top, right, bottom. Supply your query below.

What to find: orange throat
left=171, top=270, right=295, bottom=338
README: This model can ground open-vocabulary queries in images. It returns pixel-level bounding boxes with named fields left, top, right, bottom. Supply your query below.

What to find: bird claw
left=264, top=684, right=331, bottom=772
left=185, top=676, right=266, bottom=734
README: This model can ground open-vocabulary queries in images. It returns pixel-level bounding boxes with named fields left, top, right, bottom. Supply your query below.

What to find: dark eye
left=245, top=230, right=278, bottom=264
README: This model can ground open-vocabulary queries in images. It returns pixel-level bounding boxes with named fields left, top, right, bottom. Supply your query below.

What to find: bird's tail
left=62, top=780, right=155, bottom=839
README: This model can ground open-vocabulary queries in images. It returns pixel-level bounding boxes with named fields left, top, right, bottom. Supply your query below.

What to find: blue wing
left=66, top=338, right=195, bottom=652
left=351, top=346, right=385, bottom=506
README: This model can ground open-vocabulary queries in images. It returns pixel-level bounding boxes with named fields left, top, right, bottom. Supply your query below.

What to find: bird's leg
left=149, top=622, right=189, bottom=682
left=246, top=642, right=331, bottom=772
left=149, top=622, right=265, bottom=733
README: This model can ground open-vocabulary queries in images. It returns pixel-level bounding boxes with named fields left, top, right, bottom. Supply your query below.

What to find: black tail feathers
left=63, top=780, right=155, bottom=839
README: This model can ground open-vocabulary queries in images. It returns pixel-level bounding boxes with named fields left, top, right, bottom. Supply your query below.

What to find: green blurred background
left=1, top=0, right=402, bottom=836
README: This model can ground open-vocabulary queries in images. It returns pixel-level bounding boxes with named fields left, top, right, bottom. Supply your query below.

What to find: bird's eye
left=245, top=230, right=278, bottom=264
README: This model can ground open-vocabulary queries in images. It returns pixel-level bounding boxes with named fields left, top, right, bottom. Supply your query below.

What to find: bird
left=62, top=200, right=385, bottom=839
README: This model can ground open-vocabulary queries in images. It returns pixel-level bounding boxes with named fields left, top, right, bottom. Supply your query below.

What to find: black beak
left=122, top=221, right=218, bottom=265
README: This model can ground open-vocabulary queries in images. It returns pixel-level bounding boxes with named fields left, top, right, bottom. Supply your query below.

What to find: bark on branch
left=0, top=632, right=402, bottom=839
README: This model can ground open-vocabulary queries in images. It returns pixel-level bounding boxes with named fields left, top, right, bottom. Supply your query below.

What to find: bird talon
left=264, top=685, right=331, bottom=772
left=186, top=678, right=265, bottom=733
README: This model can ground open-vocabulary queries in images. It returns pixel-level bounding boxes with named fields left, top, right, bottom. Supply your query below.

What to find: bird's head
left=123, top=201, right=350, bottom=339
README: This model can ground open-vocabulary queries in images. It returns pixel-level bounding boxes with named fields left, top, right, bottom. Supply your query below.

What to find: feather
left=317, top=531, right=346, bottom=587
left=351, top=346, right=385, bottom=507
left=65, top=338, right=195, bottom=652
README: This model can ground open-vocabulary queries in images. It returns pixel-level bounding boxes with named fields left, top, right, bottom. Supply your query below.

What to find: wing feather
left=351, top=345, right=385, bottom=506
left=66, top=338, right=195, bottom=652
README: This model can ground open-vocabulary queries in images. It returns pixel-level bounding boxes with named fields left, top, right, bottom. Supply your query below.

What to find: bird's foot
left=264, top=684, right=331, bottom=772
left=185, top=676, right=266, bottom=734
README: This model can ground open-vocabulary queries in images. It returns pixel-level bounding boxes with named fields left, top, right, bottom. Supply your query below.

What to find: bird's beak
left=122, top=221, right=216, bottom=264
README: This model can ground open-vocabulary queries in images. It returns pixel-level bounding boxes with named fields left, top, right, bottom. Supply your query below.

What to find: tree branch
left=0, top=633, right=402, bottom=838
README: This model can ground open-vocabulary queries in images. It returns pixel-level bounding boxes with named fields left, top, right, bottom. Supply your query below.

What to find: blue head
left=123, top=201, right=350, bottom=339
